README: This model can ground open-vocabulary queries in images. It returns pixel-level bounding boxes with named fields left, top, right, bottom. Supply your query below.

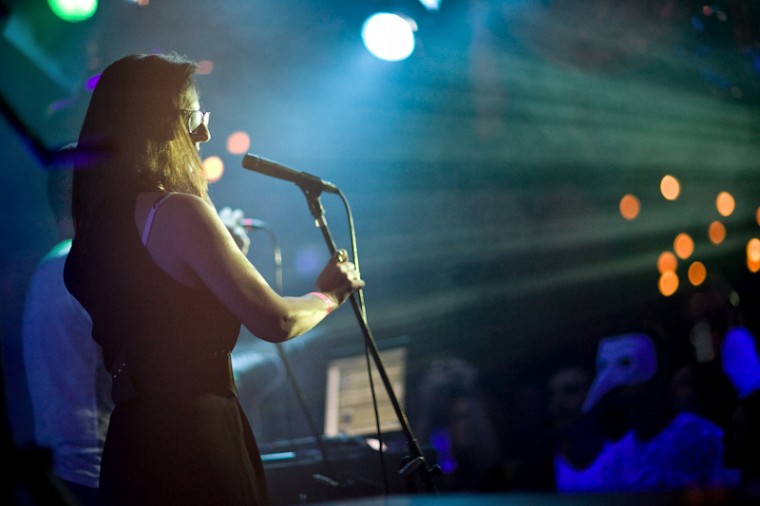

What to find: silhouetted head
left=583, top=327, right=673, bottom=413
left=72, top=53, right=210, bottom=232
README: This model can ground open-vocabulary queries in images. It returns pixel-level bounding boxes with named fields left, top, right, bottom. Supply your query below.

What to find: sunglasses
left=179, top=109, right=210, bottom=134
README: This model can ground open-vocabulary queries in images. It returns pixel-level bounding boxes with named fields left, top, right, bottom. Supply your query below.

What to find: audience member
left=555, top=329, right=735, bottom=494
left=547, top=365, right=593, bottom=446
left=721, top=326, right=760, bottom=497
left=22, top=168, right=113, bottom=506
left=412, top=357, right=502, bottom=492
left=678, top=280, right=743, bottom=431
left=509, top=364, right=592, bottom=491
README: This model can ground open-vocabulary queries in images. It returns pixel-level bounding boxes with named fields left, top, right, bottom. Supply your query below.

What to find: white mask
left=582, top=333, right=657, bottom=412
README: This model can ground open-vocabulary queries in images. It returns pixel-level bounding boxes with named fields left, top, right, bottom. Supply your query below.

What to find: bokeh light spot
left=659, top=271, right=679, bottom=297
left=708, top=221, right=726, bottom=245
left=660, top=175, right=681, bottom=201
left=674, top=233, right=694, bottom=260
left=226, top=131, right=251, bottom=155
left=657, top=251, right=678, bottom=274
left=619, top=194, right=640, bottom=220
left=294, top=246, right=323, bottom=278
left=747, top=238, right=760, bottom=264
left=47, top=97, right=74, bottom=114
left=716, top=191, right=735, bottom=217
left=748, top=241, right=760, bottom=273
left=756, top=207, right=760, bottom=227
left=196, top=60, right=214, bottom=75
left=361, top=13, right=416, bottom=62
left=688, top=261, right=707, bottom=286
left=203, top=156, right=224, bottom=183
left=48, top=0, right=97, bottom=22
left=85, top=73, right=101, bottom=91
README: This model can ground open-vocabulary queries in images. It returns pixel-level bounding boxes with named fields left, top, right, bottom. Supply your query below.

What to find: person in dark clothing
left=722, top=326, right=760, bottom=498
left=64, top=53, right=364, bottom=505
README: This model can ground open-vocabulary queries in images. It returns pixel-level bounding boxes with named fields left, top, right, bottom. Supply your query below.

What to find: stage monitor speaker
left=262, top=435, right=437, bottom=505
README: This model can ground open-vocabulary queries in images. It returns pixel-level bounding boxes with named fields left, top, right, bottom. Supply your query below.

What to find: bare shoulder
left=136, top=192, right=231, bottom=287
left=163, top=192, right=213, bottom=217
left=137, top=191, right=212, bottom=229
left=137, top=192, right=224, bottom=249
left=166, top=195, right=229, bottom=248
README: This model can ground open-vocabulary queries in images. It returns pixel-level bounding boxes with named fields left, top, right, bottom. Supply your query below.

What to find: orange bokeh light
left=660, top=175, right=681, bottom=201
left=756, top=207, right=760, bottom=227
left=226, top=131, right=251, bottom=155
left=659, top=271, right=679, bottom=296
left=688, top=261, right=707, bottom=286
left=748, top=240, right=760, bottom=272
left=674, top=233, right=694, bottom=260
left=708, top=221, right=726, bottom=245
left=619, top=194, right=640, bottom=220
left=747, top=238, right=760, bottom=263
left=716, top=191, right=735, bottom=217
left=203, top=156, right=224, bottom=182
left=657, top=251, right=678, bottom=274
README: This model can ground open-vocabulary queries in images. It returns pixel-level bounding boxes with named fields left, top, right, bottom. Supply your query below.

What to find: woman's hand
left=316, top=249, right=365, bottom=306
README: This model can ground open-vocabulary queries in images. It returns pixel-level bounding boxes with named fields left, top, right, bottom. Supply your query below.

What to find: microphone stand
left=297, top=181, right=441, bottom=494
left=249, top=223, right=346, bottom=491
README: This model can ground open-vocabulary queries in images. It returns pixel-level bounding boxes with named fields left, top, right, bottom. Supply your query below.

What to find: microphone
left=240, top=218, right=270, bottom=230
left=242, top=153, right=339, bottom=194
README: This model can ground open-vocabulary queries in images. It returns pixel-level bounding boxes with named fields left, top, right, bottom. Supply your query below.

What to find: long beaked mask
left=582, top=333, right=657, bottom=412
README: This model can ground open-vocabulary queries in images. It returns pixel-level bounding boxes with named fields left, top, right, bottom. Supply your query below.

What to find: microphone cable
left=335, top=188, right=390, bottom=495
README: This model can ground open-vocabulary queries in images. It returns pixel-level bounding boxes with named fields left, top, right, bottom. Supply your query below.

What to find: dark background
left=2, top=0, right=760, bottom=497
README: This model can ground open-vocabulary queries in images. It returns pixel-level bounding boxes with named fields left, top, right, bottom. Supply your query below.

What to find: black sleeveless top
left=64, top=191, right=270, bottom=505
left=65, top=191, right=240, bottom=402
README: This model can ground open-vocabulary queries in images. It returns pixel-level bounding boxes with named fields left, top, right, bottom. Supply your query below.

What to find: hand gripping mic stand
left=295, top=178, right=441, bottom=494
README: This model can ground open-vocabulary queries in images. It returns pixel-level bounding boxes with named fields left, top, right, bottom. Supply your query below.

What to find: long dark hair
left=71, top=53, right=208, bottom=238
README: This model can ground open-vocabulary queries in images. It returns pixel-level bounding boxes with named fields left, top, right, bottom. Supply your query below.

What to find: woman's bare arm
left=140, top=192, right=363, bottom=343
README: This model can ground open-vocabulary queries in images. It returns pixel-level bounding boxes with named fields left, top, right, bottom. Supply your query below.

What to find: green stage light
left=48, top=0, right=97, bottom=22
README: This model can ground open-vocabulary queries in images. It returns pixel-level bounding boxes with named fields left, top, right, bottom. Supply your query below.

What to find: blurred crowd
left=409, top=277, right=760, bottom=504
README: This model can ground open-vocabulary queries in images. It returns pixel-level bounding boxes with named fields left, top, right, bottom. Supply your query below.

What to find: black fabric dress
left=64, top=191, right=270, bottom=506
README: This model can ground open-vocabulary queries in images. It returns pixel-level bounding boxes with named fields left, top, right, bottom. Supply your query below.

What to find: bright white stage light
left=418, top=0, right=441, bottom=11
left=361, top=13, right=416, bottom=62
